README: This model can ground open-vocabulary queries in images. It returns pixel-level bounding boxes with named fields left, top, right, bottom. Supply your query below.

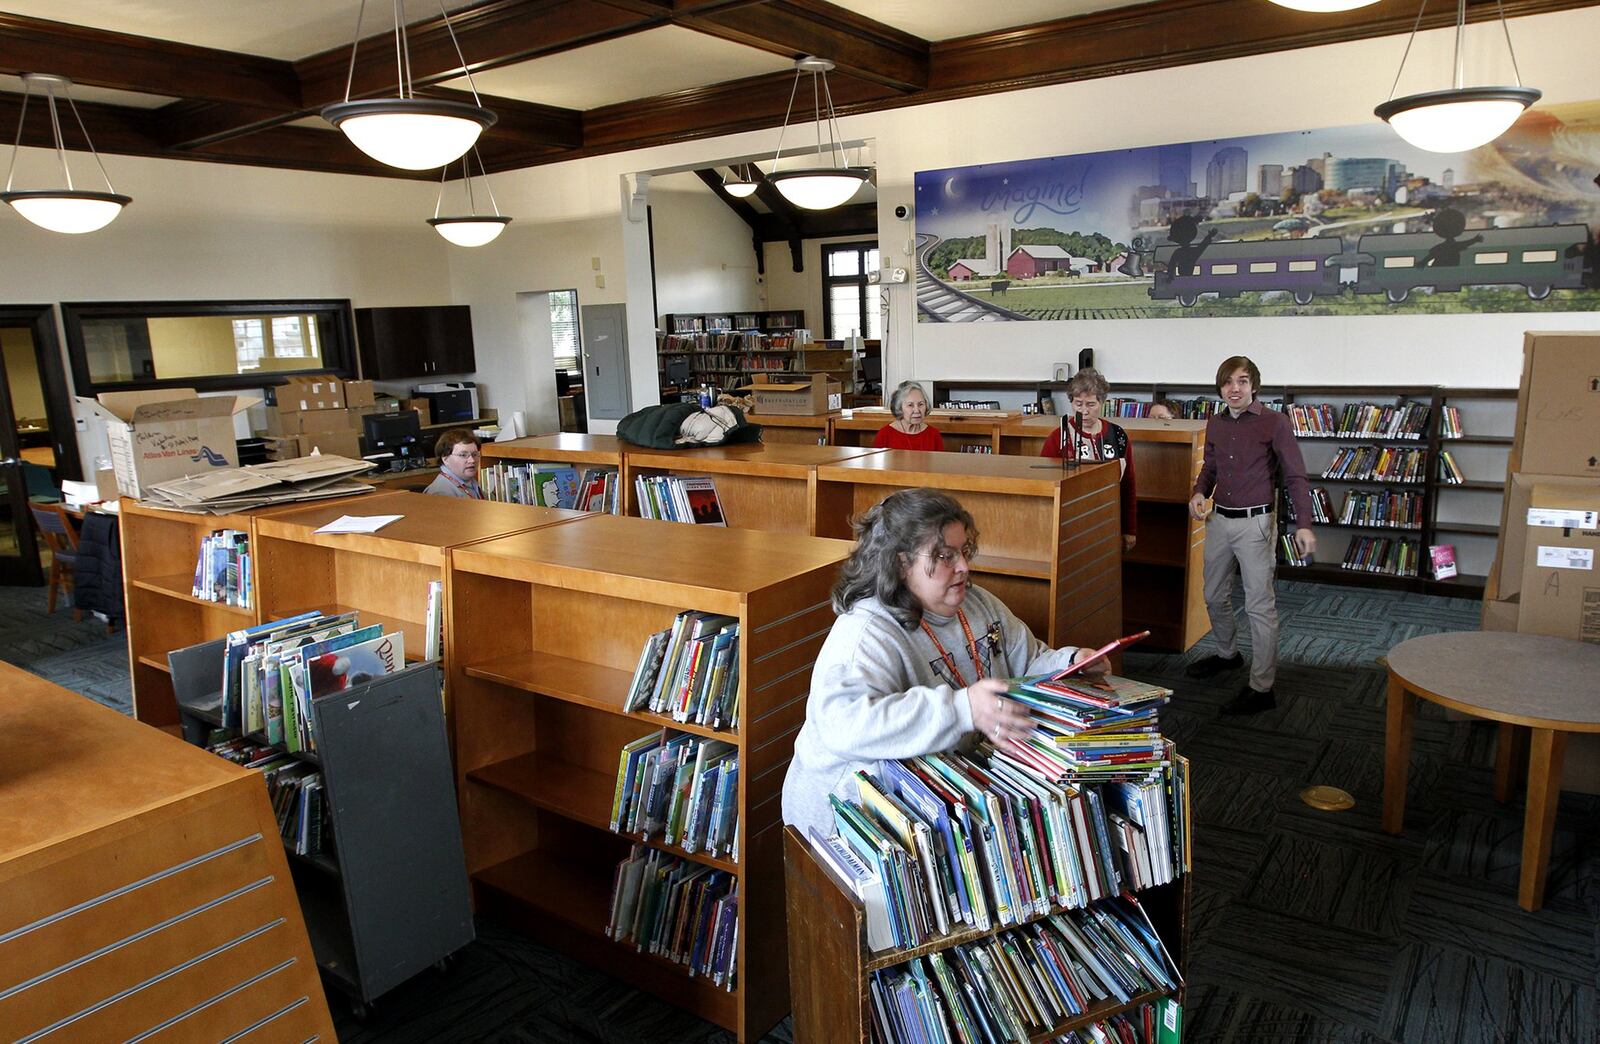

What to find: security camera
left=894, top=204, right=911, bottom=220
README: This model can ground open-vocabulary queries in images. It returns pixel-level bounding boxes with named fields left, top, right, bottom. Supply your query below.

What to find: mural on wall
left=913, top=101, right=1600, bottom=321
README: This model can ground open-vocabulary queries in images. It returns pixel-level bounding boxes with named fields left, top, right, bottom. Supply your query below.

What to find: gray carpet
left=3, top=578, right=1594, bottom=1043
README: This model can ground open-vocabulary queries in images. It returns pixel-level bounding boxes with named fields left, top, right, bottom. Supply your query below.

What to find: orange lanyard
left=921, top=609, right=985, bottom=689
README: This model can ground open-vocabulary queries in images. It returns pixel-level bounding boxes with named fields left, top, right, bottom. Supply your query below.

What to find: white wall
left=648, top=173, right=764, bottom=318
left=763, top=234, right=873, bottom=338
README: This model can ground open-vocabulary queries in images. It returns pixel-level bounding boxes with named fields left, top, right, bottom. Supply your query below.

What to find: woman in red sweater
left=873, top=380, right=945, bottom=451
left=1040, top=368, right=1137, bottom=551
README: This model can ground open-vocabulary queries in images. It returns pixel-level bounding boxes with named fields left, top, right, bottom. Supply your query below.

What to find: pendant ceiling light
left=1265, top=0, right=1377, bottom=11
left=428, top=149, right=510, bottom=246
left=1375, top=0, right=1539, bottom=153
left=723, top=164, right=757, bottom=198
left=323, top=0, right=496, bottom=171
left=768, top=57, right=871, bottom=211
left=2, top=74, right=131, bottom=234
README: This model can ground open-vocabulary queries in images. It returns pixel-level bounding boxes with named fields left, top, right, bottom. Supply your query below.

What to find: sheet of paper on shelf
left=314, top=514, right=404, bottom=535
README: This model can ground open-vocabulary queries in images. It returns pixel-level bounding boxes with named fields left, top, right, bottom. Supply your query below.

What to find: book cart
left=622, top=443, right=885, bottom=535
left=0, top=662, right=336, bottom=1040
left=447, top=514, right=853, bottom=1040
left=168, top=647, right=472, bottom=1017
left=1002, top=416, right=1209, bottom=652
left=120, top=494, right=368, bottom=734
left=782, top=826, right=1189, bottom=1043
left=813, top=453, right=1125, bottom=652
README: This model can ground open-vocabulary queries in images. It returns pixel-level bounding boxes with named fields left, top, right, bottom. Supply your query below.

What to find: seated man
left=425, top=429, right=484, bottom=499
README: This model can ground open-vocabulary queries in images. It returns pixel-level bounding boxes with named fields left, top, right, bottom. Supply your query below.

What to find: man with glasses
left=425, top=429, right=485, bottom=499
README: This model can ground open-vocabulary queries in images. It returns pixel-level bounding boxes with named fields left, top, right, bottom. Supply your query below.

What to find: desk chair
left=20, top=460, right=61, bottom=503
left=29, top=503, right=80, bottom=618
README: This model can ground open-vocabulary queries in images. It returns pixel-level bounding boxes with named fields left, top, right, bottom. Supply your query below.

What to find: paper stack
left=140, top=454, right=377, bottom=513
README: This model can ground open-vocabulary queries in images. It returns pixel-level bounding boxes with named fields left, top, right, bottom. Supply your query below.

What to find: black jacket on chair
left=73, top=512, right=124, bottom=626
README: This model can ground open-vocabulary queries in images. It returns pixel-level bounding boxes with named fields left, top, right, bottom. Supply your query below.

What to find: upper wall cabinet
left=355, top=305, right=476, bottom=380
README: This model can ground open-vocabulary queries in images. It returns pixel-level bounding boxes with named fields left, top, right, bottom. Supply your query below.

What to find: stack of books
left=606, top=847, right=739, bottom=989
left=220, top=610, right=406, bottom=752
left=481, top=462, right=620, bottom=512
left=1320, top=446, right=1426, bottom=483
left=1438, top=450, right=1465, bottom=484
left=958, top=444, right=995, bottom=454
left=1278, top=533, right=1313, bottom=567
left=866, top=897, right=1181, bottom=1043
left=1340, top=535, right=1418, bottom=576
left=1289, top=402, right=1429, bottom=439
left=626, top=611, right=741, bottom=729
left=1338, top=489, right=1423, bottom=529
left=207, top=736, right=328, bottom=857
left=192, top=528, right=251, bottom=608
left=611, top=730, right=739, bottom=859
left=635, top=475, right=727, bottom=525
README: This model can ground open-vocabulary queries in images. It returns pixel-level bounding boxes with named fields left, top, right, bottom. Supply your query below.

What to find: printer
left=414, top=381, right=478, bottom=423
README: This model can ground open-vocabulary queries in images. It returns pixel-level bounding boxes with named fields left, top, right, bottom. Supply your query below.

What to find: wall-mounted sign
left=913, top=101, right=1600, bottom=322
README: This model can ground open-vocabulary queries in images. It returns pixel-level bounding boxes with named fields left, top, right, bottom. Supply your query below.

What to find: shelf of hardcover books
left=481, top=435, right=626, bottom=514
left=783, top=668, right=1190, bottom=1044
left=447, top=515, right=851, bottom=1040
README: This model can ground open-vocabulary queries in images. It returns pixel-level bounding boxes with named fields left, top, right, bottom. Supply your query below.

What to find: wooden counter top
left=483, top=433, right=625, bottom=465
left=816, top=449, right=1121, bottom=495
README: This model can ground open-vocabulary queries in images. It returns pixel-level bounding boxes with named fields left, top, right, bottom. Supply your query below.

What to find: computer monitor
left=664, top=357, right=691, bottom=387
left=362, top=410, right=422, bottom=455
left=862, top=355, right=883, bottom=384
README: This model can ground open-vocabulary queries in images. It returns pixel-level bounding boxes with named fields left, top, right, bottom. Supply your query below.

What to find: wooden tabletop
left=1000, top=415, right=1206, bottom=441
left=746, top=413, right=836, bottom=428
left=482, top=433, right=625, bottom=465
left=834, top=412, right=1005, bottom=432
left=627, top=443, right=884, bottom=476
left=0, top=663, right=243, bottom=868
left=1387, top=631, right=1600, bottom=731
left=816, top=450, right=1121, bottom=495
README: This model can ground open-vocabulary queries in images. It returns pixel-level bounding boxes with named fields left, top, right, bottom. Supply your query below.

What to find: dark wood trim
left=675, top=0, right=929, bottom=92
left=60, top=299, right=358, bottom=398
left=819, top=239, right=878, bottom=340
left=4, top=306, right=83, bottom=484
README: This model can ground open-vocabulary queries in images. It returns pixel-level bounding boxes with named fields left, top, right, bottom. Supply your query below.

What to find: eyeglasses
left=921, top=542, right=977, bottom=566
left=449, top=449, right=481, bottom=460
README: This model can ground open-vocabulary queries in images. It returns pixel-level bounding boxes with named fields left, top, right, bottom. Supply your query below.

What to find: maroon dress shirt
left=1192, top=400, right=1314, bottom=528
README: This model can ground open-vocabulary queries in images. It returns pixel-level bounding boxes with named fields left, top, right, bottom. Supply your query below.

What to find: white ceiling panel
left=437, top=26, right=796, bottom=111
left=0, top=1, right=478, bottom=60
left=827, top=0, right=1149, bottom=41
left=0, top=74, right=176, bottom=109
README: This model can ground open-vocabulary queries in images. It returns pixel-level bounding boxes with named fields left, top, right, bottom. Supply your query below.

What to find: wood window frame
left=821, top=240, right=879, bottom=341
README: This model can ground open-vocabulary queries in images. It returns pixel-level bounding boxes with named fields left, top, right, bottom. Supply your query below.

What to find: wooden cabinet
left=355, top=305, right=476, bottom=379
left=0, top=662, right=335, bottom=1040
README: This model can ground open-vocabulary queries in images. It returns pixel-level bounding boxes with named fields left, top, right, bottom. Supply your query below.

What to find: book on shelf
left=865, top=895, right=1181, bottom=1044
left=1340, top=536, right=1417, bottom=577
left=606, top=846, right=739, bottom=989
left=1438, top=450, right=1465, bottom=484
left=1429, top=544, right=1459, bottom=580
left=192, top=528, right=251, bottom=608
left=1288, top=402, right=1429, bottom=440
left=1319, top=446, right=1426, bottom=483
left=626, top=611, right=741, bottom=728
left=1278, top=533, right=1312, bottom=567
left=610, top=729, right=739, bottom=859
left=424, top=579, right=443, bottom=662
left=205, top=734, right=331, bottom=857
left=1441, top=404, right=1465, bottom=439
left=1337, top=489, right=1423, bottom=529
left=635, top=474, right=728, bottom=526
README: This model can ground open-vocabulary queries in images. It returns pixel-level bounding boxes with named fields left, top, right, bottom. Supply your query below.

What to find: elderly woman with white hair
left=872, top=379, right=945, bottom=451
left=781, top=487, right=1107, bottom=838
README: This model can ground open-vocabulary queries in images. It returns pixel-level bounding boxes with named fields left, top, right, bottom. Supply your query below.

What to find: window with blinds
left=551, top=290, right=580, bottom=372
left=822, top=242, right=882, bottom=341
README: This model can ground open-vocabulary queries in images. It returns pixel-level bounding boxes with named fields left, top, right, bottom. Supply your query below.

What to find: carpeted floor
left=4, top=579, right=1595, bottom=1043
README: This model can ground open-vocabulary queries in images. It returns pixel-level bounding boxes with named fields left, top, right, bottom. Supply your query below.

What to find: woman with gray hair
left=781, top=488, right=1107, bottom=838
left=872, top=380, right=945, bottom=451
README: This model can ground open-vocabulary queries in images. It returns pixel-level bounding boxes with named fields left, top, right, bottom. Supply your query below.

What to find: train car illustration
left=1347, top=223, right=1591, bottom=303
left=1149, top=236, right=1345, bottom=307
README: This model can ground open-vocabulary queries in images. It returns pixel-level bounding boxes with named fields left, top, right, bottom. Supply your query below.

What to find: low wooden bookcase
left=447, top=515, right=852, bottom=1041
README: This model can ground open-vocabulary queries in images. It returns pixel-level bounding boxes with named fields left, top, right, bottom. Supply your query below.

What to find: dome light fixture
left=1265, top=0, right=1378, bottom=11
left=427, top=149, right=511, bottom=246
left=1375, top=0, right=1540, bottom=153
left=767, top=57, right=871, bottom=211
left=723, top=164, right=757, bottom=198
left=323, top=0, right=496, bottom=171
left=2, top=74, right=131, bottom=234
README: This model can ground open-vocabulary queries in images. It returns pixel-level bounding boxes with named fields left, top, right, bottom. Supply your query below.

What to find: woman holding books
left=780, top=488, right=1107, bottom=838
left=1039, top=368, right=1137, bottom=551
left=872, top=380, right=945, bottom=451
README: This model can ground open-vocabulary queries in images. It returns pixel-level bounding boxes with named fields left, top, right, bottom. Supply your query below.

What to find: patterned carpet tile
left=1241, top=828, right=1421, bottom=938
left=1182, top=984, right=1402, bottom=1044
left=1382, top=941, right=1599, bottom=1044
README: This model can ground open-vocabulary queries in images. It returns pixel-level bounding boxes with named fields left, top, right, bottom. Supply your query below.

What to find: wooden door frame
left=0, top=305, right=82, bottom=482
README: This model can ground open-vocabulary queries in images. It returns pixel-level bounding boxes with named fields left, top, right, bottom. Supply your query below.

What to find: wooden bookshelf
left=623, top=443, right=884, bottom=535
left=252, top=491, right=589, bottom=679
left=745, top=412, right=835, bottom=445
left=813, top=452, right=1123, bottom=651
left=447, top=515, right=852, bottom=1041
left=1003, top=416, right=1209, bottom=651
left=481, top=432, right=625, bottom=468
left=783, top=824, right=1188, bottom=1043
left=832, top=411, right=1007, bottom=453
left=0, top=662, right=335, bottom=1040
left=120, top=494, right=369, bottom=733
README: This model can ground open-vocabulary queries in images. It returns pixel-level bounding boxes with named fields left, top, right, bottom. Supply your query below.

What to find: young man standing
left=1186, top=357, right=1315, bottom=715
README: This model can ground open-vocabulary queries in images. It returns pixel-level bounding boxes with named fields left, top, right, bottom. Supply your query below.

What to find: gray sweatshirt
left=781, top=586, right=1080, bottom=839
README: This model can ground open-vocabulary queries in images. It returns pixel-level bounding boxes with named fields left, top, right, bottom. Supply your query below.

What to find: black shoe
left=1185, top=653, right=1244, bottom=679
left=1221, top=685, right=1276, bottom=716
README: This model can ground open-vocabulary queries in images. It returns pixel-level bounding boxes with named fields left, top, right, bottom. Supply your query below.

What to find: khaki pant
left=1201, top=510, right=1279, bottom=692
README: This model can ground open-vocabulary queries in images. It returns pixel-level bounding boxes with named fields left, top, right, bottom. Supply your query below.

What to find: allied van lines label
left=1536, top=546, right=1595, bottom=570
left=1527, top=508, right=1600, bottom=529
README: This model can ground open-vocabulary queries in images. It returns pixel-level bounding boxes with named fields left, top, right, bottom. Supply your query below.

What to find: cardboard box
left=302, top=429, right=363, bottom=460
left=342, top=379, right=376, bottom=407
left=76, top=389, right=255, bottom=499
left=266, top=376, right=345, bottom=412
left=1512, top=332, right=1600, bottom=477
left=740, top=374, right=843, bottom=416
left=261, top=405, right=357, bottom=437
left=1494, top=473, right=1600, bottom=599
left=262, top=435, right=304, bottom=461
left=1515, top=481, right=1600, bottom=642
left=403, top=397, right=432, bottom=426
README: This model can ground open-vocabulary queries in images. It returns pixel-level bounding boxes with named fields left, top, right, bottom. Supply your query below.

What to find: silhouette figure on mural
left=1423, top=208, right=1483, bottom=268
left=1564, top=226, right=1600, bottom=289
left=1167, top=215, right=1218, bottom=278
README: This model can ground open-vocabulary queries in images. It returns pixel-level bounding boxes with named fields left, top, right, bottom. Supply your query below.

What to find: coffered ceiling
left=0, top=0, right=1592, bottom=181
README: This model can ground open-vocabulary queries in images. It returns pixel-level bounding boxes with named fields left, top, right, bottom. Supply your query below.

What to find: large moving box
left=265, top=376, right=345, bottom=413
left=1511, top=332, right=1600, bottom=477
left=1494, top=473, right=1600, bottom=599
left=740, top=374, right=843, bottom=415
left=1514, top=482, right=1600, bottom=643
left=77, top=390, right=255, bottom=499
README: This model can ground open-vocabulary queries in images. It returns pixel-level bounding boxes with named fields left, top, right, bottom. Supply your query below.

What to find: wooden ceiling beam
left=153, top=101, right=299, bottom=151
left=0, top=12, right=301, bottom=109
left=675, top=0, right=929, bottom=92
left=294, top=0, right=667, bottom=108
left=184, top=126, right=439, bottom=179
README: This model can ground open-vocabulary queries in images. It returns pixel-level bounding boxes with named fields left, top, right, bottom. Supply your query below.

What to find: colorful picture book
left=482, top=461, right=621, bottom=513
left=192, top=528, right=251, bottom=608
left=606, top=846, right=739, bottom=990
left=1429, top=544, right=1459, bottom=580
left=635, top=475, right=728, bottom=525
left=205, top=734, right=329, bottom=857
left=610, top=729, right=739, bottom=859
left=625, top=611, right=741, bottom=729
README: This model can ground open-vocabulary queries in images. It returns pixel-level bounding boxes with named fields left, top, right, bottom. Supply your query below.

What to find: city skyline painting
left=913, top=100, right=1600, bottom=321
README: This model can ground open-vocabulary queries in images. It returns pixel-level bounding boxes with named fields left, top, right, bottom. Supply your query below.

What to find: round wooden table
left=1383, top=630, right=1600, bottom=911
